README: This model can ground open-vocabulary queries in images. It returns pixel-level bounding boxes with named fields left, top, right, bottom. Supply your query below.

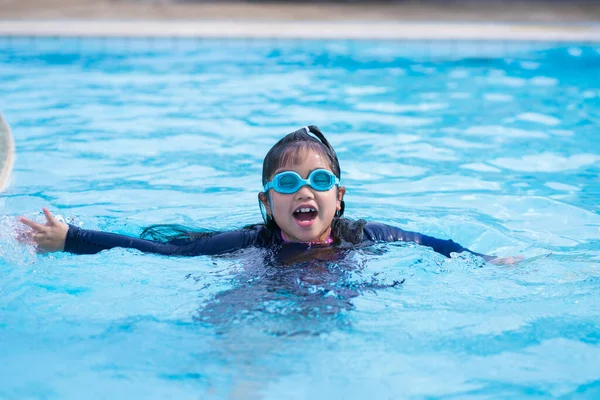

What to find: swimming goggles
left=264, top=169, right=340, bottom=194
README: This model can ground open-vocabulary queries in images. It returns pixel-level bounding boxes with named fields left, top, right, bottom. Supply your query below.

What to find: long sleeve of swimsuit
left=64, top=225, right=266, bottom=256
left=362, top=222, right=491, bottom=260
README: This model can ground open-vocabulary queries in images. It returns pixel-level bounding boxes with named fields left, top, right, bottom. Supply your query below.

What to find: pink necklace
left=280, top=230, right=333, bottom=246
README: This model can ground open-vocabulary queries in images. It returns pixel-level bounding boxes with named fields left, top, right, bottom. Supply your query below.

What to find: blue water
left=1, top=38, right=599, bottom=399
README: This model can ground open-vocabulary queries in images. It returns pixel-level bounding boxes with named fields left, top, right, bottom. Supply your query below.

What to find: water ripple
left=1, top=38, right=599, bottom=399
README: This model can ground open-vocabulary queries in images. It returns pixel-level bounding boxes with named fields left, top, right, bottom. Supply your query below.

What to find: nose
left=294, top=185, right=314, bottom=200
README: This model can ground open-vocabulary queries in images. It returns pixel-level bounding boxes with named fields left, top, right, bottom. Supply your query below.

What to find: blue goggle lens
left=312, top=170, right=332, bottom=186
left=278, top=174, right=299, bottom=190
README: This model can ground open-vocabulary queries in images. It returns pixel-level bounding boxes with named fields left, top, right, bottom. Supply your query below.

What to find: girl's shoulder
left=333, top=218, right=412, bottom=244
left=332, top=217, right=368, bottom=244
left=240, top=223, right=273, bottom=236
left=361, top=221, right=408, bottom=242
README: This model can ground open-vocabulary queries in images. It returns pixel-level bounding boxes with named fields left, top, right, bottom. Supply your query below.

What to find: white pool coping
left=0, top=113, right=15, bottom=193
left=1, top=20, right=600, bottom=41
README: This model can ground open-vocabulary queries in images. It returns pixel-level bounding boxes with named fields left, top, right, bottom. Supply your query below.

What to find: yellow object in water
left=0, top=113, right=15, bottom=192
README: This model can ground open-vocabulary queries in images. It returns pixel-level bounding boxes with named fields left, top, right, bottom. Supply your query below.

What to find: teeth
left=295, top=207, right=316, bottom=213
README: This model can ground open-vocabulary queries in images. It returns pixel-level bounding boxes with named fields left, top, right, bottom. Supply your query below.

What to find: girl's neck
left=280, top=229, right=333, bottom=245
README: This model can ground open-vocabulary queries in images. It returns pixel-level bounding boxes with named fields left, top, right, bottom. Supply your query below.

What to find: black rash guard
left=64, top=220, right=491, bottom=260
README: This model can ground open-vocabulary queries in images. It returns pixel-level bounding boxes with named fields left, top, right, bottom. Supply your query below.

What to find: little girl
left=19, top=126, right=510, bottom=263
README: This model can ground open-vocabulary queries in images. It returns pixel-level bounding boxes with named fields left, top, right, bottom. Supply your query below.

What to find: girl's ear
left=336, top=186, right=346, bottom=211
left=258, top=192, right=272, bottom=215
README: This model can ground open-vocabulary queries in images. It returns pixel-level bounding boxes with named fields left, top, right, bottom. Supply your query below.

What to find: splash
left=0, top=214, right=38, bottom=265
left=0, top=212, right=78, bottom=265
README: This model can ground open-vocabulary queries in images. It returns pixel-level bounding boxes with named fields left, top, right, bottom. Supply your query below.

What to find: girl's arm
left=65, top=225, right=260, bottom=256
left=64, top=225, right=186, bottom=255
left=363, top=222, right=494, bottom=261
left=19, top=208, right=263, bottom=256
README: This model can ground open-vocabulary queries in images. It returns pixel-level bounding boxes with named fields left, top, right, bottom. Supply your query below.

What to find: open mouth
left=293, top=207, right=318, bottom=225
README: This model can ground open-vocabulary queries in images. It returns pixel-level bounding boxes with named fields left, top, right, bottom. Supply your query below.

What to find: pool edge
left=1, top=20, right=600, bottom=41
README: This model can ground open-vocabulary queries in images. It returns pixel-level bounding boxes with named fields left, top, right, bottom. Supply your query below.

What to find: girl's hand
left=489, top=256, right=524, bottom=265
left=18, top=208, right=68, bottom=253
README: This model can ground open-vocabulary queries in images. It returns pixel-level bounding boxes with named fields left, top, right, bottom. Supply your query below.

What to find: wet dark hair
left=262, top=126, right=341, bottom=187
left=141, top=125, right=365, bottom=244
left=140, top=224, right=220, bottom=242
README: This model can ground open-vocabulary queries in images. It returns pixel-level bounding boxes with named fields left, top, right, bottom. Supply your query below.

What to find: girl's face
left=259, top=148, right=345, bottom=243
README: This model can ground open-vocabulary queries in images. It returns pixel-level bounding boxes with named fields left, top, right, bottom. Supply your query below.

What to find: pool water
left=0, top=38, right=599, bottom=399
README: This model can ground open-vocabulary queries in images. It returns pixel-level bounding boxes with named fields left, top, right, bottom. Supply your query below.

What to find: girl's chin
left=284, top=227, right=322, bottom=243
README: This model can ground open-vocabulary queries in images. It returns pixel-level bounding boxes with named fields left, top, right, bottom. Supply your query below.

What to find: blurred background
left=1, top=0, right=599, bottom=22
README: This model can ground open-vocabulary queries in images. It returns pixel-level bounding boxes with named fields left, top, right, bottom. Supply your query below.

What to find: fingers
left=503, top=256, right=524, bottom=265
left=43, top=207, right=58, bottom=226
left=15, top=229, right=35, bottom=244
left=18, top=216, right=47, bottom=232
left=490, top=256, right=524, bottom=265
left=17, top=209, right=67, bottom=254
left=19, top=208, right=61, bottom=231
